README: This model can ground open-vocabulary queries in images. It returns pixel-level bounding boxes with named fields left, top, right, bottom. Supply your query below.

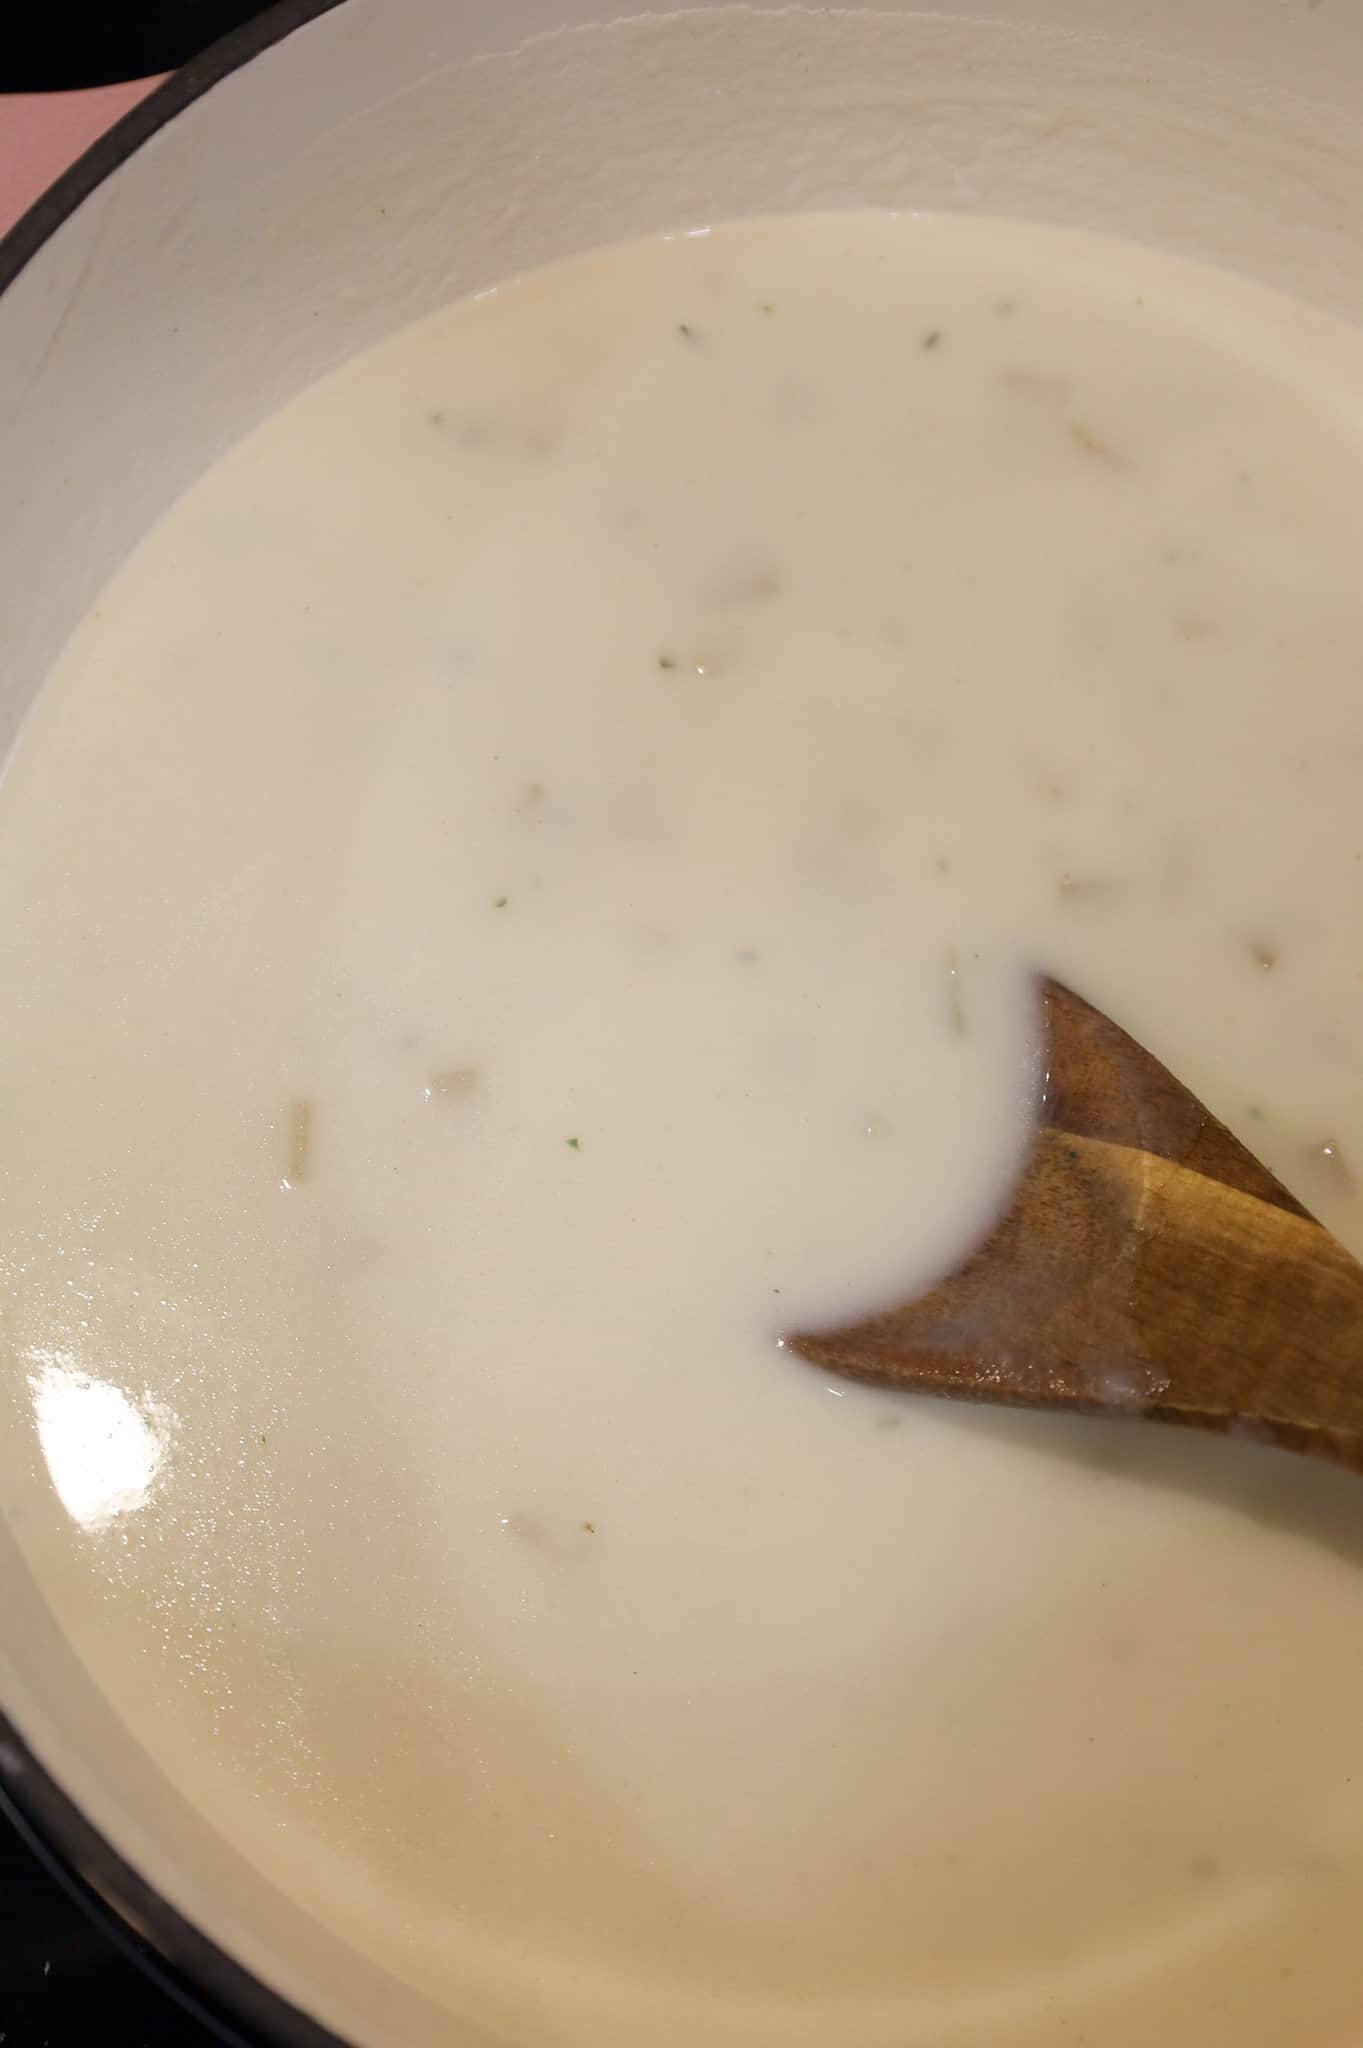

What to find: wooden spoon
left=791, top=980, right=1363, bottom=1473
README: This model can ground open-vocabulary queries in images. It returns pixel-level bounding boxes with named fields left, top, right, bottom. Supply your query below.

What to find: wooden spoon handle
left=795, top=1127, right=1363, bottom=1472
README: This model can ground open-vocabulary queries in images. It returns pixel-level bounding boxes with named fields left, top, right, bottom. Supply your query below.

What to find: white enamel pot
left=2, top=3, right=1363, bottom=2041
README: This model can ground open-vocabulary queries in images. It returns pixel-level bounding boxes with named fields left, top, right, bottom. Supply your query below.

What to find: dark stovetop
left=0, top=1802, right=230, bottom=2045
left=0, top=3, right=280, bottom=91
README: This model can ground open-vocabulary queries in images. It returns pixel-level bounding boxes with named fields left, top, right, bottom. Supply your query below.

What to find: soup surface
left=3, top=213, right=1363, bottom=2046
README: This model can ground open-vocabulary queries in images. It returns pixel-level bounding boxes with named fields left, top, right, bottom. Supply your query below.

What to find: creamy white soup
left=3, top=212, right=1363, bottom=2047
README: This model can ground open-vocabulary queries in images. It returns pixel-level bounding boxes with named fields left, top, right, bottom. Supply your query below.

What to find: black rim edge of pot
left=0, top=1754, right=343, bottom=2047
left=0, top=7, right=355, bottom=2042
left=0, top=0, right=338, bottom=296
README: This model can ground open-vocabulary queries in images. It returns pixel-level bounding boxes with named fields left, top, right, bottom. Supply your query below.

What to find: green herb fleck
left=1248, top=1104, right=1265, bottom=1122
left=285, top=1098, right=313, bottom=1185
left=758, top=302, right=776, bottom=315
left=922, top=330, right=943, bottom=351
left=658, top=654, right=677, bottom=671
left=677, top=322, right=696, bottom=340
left=566, top=1136, right=581, bottom=1151
left=494, top=896, right=508, bottom=909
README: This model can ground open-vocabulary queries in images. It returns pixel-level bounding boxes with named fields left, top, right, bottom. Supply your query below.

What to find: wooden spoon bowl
left=792, top=981, right=1363, bottom=1473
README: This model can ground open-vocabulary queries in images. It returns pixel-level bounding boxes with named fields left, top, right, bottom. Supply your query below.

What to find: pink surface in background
left=0, top=80, right=165, bottom=241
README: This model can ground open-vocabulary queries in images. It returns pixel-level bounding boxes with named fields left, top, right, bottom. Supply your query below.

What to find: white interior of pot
left=2, top=2, right=1363, bottom=2041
